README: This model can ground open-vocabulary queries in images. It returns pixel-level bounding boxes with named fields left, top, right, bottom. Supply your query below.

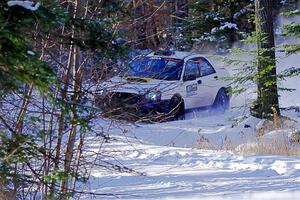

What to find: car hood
left=101, top=76, right=179, bottom=94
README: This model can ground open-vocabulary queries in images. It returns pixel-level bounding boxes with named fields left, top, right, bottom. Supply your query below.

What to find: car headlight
left=145, top=91, right=161, bottom=102
left=97, top=88, right=107, bottom=95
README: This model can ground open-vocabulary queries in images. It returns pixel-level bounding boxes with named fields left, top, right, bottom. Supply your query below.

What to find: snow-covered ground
left=78, top=105, right=300, bottom=199
left=79, top=123, right=300, bottom=199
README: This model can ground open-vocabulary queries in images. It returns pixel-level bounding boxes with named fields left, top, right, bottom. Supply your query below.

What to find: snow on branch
left=233, top=3, right=254, bottom=19
left=211, top=22, right=239, bottom=34
left=7, top=1, right=40, bottom=11
left=220, top=22, right=238, bottom=30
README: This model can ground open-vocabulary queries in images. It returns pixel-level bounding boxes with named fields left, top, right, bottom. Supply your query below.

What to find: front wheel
left=212, top=89, right=230, bottom=113
left=168, top=97, right=185, bottom=120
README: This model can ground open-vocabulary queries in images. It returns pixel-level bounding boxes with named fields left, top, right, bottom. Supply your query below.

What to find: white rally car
left=96, top=50, right=231, bottom=120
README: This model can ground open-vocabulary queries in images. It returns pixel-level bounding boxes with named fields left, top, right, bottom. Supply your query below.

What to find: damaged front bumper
left=96, top=92, right=172, bottom=117
left=140, top=99, right=171, bottom=113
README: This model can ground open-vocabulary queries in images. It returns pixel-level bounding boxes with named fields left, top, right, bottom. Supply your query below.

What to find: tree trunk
left=253, top=0, right=280, bottom=119
left=60, top=0, right=84, bottom=197
left=132, top=1, right=147, bottom=49
left=174, top=0, right=188, bottom=27
left=145, top=2, right=160, bottom=49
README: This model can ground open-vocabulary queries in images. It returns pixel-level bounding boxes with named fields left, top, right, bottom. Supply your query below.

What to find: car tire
left=169, top=96, right=185, bottom=120
left=212, top=89, right=230, bottom=113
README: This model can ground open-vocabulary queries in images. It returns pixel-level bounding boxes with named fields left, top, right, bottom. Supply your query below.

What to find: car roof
left=147, top=51, right=207, bottom=60
left=145, top=51, right=226, bottom=70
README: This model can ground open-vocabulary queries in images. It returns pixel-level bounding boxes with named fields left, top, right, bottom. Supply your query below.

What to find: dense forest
left=0, top=0, right=300, bottom=199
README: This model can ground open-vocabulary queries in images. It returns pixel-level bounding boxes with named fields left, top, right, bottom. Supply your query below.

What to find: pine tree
left=188, top=0, right=255, bottom=52
left=252, top=0, right=280, bottom=118
left=0, top=1, right=127, bottom=198
left=282, top=7, right=300, bottom=54
left=0, top=1, right=59, bottom=198
left=0, top=1, right=55, bottom=94
left=221, top=0, right=299, bottom=119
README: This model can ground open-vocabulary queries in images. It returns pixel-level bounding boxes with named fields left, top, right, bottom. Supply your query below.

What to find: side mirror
left=183, top=74, right=197, bottom=82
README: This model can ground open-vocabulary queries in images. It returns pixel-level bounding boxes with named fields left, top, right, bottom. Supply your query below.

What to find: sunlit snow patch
left=7, top=1, right=40, bottom=11
left=26, top=50, right=35, bottom=56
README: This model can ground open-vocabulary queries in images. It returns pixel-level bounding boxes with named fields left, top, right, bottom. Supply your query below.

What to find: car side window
left=199, top=60, right=216, bottom=77
left=184, top=61, right=200, bottom=80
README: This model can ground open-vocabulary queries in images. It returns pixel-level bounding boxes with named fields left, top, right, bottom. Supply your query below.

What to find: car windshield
left=126, top=57, right=183, bottom=81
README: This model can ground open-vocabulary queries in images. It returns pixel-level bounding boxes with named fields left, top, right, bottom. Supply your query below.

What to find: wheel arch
left=212, top=87, right=230, bottom=111
left=171, top=93, right=185, bottom=110
left=213, top=87, right=230, bottom=103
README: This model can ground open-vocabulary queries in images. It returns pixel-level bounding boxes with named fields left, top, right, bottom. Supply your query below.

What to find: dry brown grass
left=196, top=133, right=300, bottom=156
left=195, top=134, right=236, bottom=151
left=236, top=139, right=300, bottom=156
left=195, top=113, right=300, bottom=156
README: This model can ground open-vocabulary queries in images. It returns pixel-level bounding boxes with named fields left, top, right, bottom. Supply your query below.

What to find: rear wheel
left=212, top=89, right=230, bottom=113
left=169, top=96, right=185, bottom=120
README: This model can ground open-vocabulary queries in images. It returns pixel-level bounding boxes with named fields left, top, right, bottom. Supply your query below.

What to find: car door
left=198, top=58, right=219, bottom=106
left=181, top=60, right=202, bottom=109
